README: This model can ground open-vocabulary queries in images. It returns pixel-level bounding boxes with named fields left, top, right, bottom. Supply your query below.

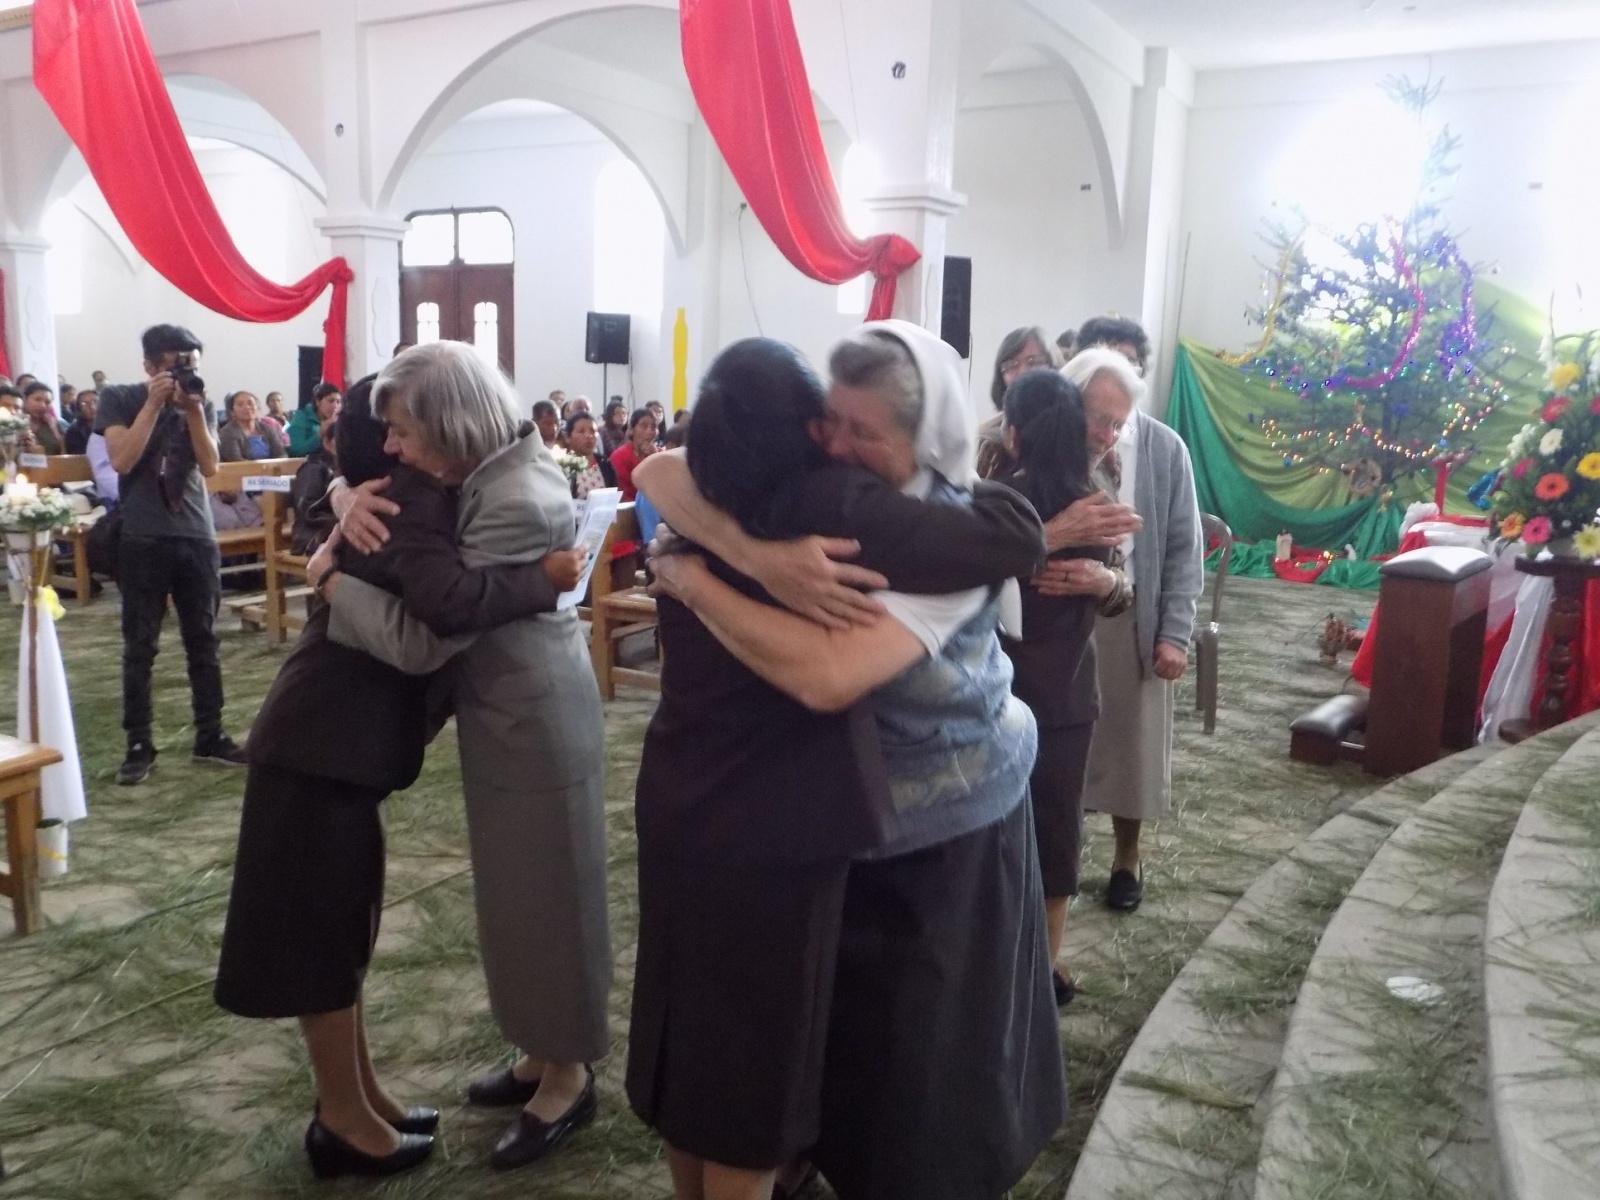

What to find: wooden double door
left=399, top=263, right=515, bottom=378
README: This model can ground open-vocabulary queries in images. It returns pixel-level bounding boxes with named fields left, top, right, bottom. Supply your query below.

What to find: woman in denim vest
left=646, top=321, right=1065, bottom=1200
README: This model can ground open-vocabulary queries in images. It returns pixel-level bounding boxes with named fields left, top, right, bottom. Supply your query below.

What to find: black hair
left=22, top=381, right=52, bottom=399
left=333, top=375, right=395, bottom=487
left=141, top=324, right=203, bottom=360
left=563, top=412, right=596, bottom=437
left=687, top=338, right=827, bottom=538
left=312, top=382, right=342, bottom=403
left=1002, top=369, right=1097, bottom=525
left=532, top=400, right=559, bottom=421
left=627, top=407, right=655, bottom=432
left=603, top=399, right=628, bottom=427
left=662, top=421, right=688, bottom=450
left=0, top=386, right=21, bottom=401
left=1075, top=316, right=1149, bottom=368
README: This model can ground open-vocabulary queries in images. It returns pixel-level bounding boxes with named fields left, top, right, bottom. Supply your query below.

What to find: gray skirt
left=812, top=799, right=1067, bottom=1199
left=1085, top=609, right=1174, bottom=822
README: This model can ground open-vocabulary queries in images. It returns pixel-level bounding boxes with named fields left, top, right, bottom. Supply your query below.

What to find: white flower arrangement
left=0, top=408, right=30, bottom=443
left=1540, top=427, right=1565, bottom=457
left=555, top=451, right=589, bottom=482
left=0, top=476, right=77, bottom=532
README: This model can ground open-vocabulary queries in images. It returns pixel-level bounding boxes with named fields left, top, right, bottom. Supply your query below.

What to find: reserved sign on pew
left=242, top=476, right=294, bottom=493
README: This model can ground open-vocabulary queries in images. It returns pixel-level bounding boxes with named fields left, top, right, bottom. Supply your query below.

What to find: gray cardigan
left=218, top=420, right=287, bottom=462
left=1126, top=412, right=1204, bottom=676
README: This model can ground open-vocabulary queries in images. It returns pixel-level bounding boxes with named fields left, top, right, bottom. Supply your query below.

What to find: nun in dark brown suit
left=625, top=337, right=1046, bottom=1200
left=214, top=376, right=582, bottom=1181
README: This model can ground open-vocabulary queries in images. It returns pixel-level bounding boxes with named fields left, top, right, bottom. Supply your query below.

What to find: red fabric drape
left=681, top=0, right=921, bottom=320
left=32, top=0, right=353, bottom=386
left=0, top=269, right=11, bottom=380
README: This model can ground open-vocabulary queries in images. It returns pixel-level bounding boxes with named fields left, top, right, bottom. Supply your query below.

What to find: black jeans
left=118, top=535, right=224, bottom=746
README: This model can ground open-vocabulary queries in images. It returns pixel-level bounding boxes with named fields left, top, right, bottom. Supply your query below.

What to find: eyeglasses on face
left=1000, top=353, right=1052, bottom=376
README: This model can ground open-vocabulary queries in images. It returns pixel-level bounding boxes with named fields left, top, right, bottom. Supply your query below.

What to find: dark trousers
left=118, top=535, right=224, bottom=745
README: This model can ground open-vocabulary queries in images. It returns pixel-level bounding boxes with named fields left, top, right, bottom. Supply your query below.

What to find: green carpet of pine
left=0, top=573, right=1385, bottom=1198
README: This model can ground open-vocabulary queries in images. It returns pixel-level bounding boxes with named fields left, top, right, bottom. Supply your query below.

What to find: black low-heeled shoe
left=466, top=1064, right=542, bottom=1108
left=303, top=1118, right=434, bottom=1180
left=388, top=1106, right=440, bottom=1136
left=490, top=1068, right=597, bottom=1171
left=1053, top=970, right=1077, bottom=1008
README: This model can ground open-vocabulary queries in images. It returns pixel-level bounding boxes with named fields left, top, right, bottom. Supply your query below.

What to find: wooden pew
left=241, top=489, right=312, bottom=642
left=588, top=503, right=661, bottom=699
left=205, top=457, right=303, bottom=583
left=20, top=456, right=98, bottom=607
left=0, top=734, right=63, bottom=937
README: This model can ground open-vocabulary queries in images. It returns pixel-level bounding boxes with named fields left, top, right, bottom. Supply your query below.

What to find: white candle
left=5, top=474, right=36, bottom=503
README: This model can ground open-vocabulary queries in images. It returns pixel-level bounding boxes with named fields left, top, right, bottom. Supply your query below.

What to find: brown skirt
left=626, top=846, right=850, bottom=1169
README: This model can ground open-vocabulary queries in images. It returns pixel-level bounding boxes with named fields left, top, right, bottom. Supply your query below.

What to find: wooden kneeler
left=0, top=733, right=64, bottom=937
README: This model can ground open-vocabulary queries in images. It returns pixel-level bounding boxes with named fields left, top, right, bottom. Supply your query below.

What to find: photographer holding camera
left=96, top=324, right=246, bottom=785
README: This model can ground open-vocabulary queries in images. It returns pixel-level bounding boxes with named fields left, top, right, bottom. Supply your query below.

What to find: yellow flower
left=1575, top=525, right=1600, bottom=561
left=1579, top=453, right=1600, bottom=480
left=1498, top=512, right=1526, bottom=540
left=1549, top=361, right=1583, bottom=392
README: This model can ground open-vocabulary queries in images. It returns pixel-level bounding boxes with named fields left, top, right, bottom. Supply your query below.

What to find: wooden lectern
left=1365, top=546, right=1492, bottom=777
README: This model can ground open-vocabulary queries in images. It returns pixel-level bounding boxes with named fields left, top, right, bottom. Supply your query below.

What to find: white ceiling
left=532, top=6, right=686, bottom=90
left=1092, top=0, right=1600, bottom=69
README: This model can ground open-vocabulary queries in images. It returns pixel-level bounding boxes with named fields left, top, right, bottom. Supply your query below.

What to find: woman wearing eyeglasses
left=974, top=326, right=1059, bottom=479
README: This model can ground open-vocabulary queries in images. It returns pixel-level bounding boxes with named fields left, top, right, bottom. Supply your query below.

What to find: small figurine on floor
left=1318, top=614, right=1354, bottom=666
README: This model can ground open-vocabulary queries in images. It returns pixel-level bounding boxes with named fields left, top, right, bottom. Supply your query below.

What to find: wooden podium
left=0, top=733, right=64, bottom=936
left=1365, top=546, right=1492, bottom=777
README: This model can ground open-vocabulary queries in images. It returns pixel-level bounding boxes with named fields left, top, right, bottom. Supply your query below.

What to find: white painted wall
left=1178, top=41, right=1600, bottom=354
left=390, top=109, right=679, bottom=410
left=51, top=145, right=328, bottom=398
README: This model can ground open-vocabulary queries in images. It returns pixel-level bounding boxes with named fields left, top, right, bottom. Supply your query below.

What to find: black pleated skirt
left=813, top=799, right=1067, bottom=1200
left=626, top=846, right=851, bottom=1169
left=214, top=763, right=388, bottom=1019
left=1031, top=723, right=1093, bottom=898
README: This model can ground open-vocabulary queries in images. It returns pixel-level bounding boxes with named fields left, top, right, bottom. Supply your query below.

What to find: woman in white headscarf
left=643, top=320, right=1065, bottom=1200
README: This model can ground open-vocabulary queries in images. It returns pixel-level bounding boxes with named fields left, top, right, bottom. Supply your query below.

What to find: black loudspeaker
left=297, top=345, right=325, bottom=409
left=941, top=256, right=972, bottom=359
left=585, top=312, right=631, bottom=365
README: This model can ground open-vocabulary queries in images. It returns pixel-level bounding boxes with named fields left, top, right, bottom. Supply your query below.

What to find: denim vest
left=861, top=482, right=1039, bottom=860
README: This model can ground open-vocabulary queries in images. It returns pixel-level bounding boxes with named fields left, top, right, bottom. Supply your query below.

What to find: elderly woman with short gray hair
left=315, top=341, right=610, bottom=1171
left=1061, top=345, right=1204, bottom=912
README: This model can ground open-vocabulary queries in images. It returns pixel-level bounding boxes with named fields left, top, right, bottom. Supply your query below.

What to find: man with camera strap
left=95, top=323, right=247, bottom=785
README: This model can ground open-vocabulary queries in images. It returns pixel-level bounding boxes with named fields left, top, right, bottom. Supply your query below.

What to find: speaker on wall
left=941, top=256, right=972, bottom=360
left=297, top=346, right=325, bottom=410
left=585, top=312, right=632, bottom=365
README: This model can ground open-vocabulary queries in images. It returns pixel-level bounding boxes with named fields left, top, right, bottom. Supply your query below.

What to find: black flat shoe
left=389, top=1106, right=440, bottom=1136
left=303, top=1118, right=433, bottom=1179
left=490, top=1069, right=596, bottom=1171
left=467, top=1064, right=542, bottom=1107
left=1106, top=867, right=1144, bottom=912
left=1053, top=970, right=1077, bottom=1008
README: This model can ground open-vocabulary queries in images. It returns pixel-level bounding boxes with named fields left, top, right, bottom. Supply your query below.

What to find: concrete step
left=1064, top=742, right=1498, bottom=1200
left=1484, top=720, right=1600, bottom=1199
left=1253, top=714, right=1600, bottom=1200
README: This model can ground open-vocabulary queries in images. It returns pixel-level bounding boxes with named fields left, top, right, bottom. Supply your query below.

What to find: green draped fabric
left=1171, top=281, right=1547, bottom=584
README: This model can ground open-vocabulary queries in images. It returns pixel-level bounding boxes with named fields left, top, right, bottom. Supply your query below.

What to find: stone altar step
left=1064, top=742, right=1498, bottom=1200
left=1253, top=714, right=1600, bottom=1200
left=1483, top=720, right=1600, bottom=1199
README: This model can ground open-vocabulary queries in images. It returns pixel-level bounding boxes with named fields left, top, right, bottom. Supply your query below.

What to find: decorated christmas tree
left=1233, top=77, right=1514, bottom=497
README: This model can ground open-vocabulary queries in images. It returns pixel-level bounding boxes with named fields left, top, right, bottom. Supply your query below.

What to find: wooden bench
left=588, top=503, right=661, bottom=699
left=24, top=456, right=98, bottom=608
left=206, top=457, right=303, bottom=583
left=0, top=733, right=64, bottom=937
left=238, top=489, right=312, bottom=642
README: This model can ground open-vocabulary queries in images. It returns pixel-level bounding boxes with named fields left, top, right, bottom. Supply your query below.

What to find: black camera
left=169, top=352, right=205, bottom=397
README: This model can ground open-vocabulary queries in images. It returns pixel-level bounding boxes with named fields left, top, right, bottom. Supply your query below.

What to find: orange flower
left=1534, top=473, right=1571, bottom=501
left=1498, top=512, right=1526, bottom=540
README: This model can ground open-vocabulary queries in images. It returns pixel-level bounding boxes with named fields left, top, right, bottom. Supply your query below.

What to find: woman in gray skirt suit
left=311, top=341, right=609, bottom=1172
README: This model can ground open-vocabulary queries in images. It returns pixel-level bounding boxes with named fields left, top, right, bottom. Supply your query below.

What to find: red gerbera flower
left=1534, top=473, right=1571, bottom=501
left=1523, top=516, right=1553, bottom=544
left=1591, top=395, right=1600, bottom=416
left=1544, top=397, right=1572, bottom=423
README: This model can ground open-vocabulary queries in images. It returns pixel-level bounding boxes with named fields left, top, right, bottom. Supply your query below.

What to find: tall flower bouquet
left=0, top=408, right=30, bottom=479
left=1488, top=333, right=1600, bottom=560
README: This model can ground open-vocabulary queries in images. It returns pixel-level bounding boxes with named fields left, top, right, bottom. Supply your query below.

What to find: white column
left=0, top=236, right=57, bottom=390
left=314, top=215, right=406, bottom=382
left=861, top=182, right=966, bottom=330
